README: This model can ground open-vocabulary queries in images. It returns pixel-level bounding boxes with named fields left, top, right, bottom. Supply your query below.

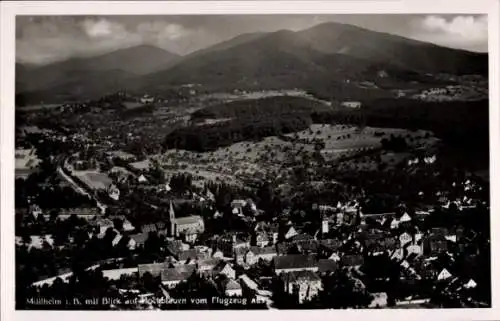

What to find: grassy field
left=152, top=124, right=438, bottom=188
left=73, top=171, right=113, bottom=190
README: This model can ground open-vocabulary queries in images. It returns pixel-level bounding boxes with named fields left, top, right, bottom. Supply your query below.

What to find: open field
left=153, top=124, right=439, bottom=187
left=72, top=170, right=113, bottom=190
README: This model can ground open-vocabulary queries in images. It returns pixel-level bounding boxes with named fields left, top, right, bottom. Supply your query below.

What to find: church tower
left=169, top=201, right=176, bottom=237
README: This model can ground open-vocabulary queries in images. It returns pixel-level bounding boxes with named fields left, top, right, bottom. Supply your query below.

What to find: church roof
left=174, top=215, right=203, bottom=226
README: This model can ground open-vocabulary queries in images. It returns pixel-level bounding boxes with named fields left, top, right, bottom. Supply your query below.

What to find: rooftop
left=274, top=254, right=317, bottom=270
left=174, top=215, right=204, bottom=226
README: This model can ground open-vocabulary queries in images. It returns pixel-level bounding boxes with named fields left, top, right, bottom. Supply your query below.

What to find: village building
left=138, top=261, right=171, bottom=278
left=214, top=262, right=236, bottom=279
left=169, top=202, right=205, bottom=243
left=273, top=254, right=318, bottom=275
left=161, top=265, right=196, bottom=288
left=224, top=279, right=243, bottom=297
left=239, top=274, right=259, bottom=292
left=280, top=270, right=322, bottom=304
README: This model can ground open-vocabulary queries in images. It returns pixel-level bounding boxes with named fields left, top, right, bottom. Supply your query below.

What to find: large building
left=169, top=202, right=205, bottom=243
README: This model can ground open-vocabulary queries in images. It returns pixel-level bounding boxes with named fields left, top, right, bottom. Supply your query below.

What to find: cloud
left=137, top=21, right=190, bottom=40
left=409, top=15, right=488, bottom=52
left=420, top=15, right=487, bottom=41
left=81, top=18, right=128, bottom=38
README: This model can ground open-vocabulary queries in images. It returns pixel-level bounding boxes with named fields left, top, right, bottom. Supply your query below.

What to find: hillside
left=16, top=22, right=488, bottom=105
left=142, top=22, right=487, bottom=95
left=16, top=69, right=136, bottom=106
left=16, top=45, right=179, bottom=95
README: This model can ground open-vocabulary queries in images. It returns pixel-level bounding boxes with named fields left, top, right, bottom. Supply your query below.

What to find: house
left=169, top=202, right=204, bottom=242
left=224, top=279, right=243, bottom=297
left=245, top=246, right=277, bottom=265
left=166, top=239, right=190, bottom=257
left=138, top=262, right=169, bottom=278
left=92, top=218, right=115, bottom=235
left=328, top=252, right=341, bottom=262
left=15, top=235, right=54, bottom=250
left=255, top=233, right=270, bottom=247
left=130, top=232, right=149, bottom=248
left=273, top=254, right=318, bottom=275
left=464, top=278, right=477, bottom=289
left=276, top=242, right=295, bottom=256
left=29, top=204, right=42, bottom=220
left=390, top=218, right=400, bottom=229
left=284, top=226, right=299, bottom=240
left=399, top=232, right=413, bottom=247
left=212, top=249, right=224, bottom=259
left=214, top=233, right=251, bottom=258
left=140, top=95, right=155, bottom=104
left=341, top=101, right=362, bottom=109
left=108, top=184, right=120, bottom=201
left=369, top=292, right=388, bottom=308
left=318, top=259, right=338, bottom=274
left=214, top=262, right=236, bottom=279
left=197, top=258, right=220, bottom=275
left=406, top=244, right=423, bottom=256
left=141, top=222, right=168, bottom=235
left=437, top=268, right=452, bottom=281
left=138, top=174, right=148, bottom=183
left=319, top=239, right=342, bottom=254
left=239, top=274, right=259, bottom=292
left=112, top=234, right=136, bottom=249
left=340, top=255, right=364, bottom=268
left=122, top=219, right=135, bottom=232
left=281, top=270, right=322, bottom=304
left=399, top=212, right=412, bottom=224
left=161, top=265, right=196, bottom=288
left=231, top=199, right=247, bottom=216
left=391, top=248, right=405, bottom=262
left=423, top=234, right=448, bottom=255
left=176, top=249, right=200, bottom=264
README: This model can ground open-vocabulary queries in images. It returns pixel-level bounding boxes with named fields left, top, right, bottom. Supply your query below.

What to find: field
left=73, top=170, right=113, bottom=190
left=154, top=124, right=438, bottom=188
left=286, top=124, right=437, bottom=161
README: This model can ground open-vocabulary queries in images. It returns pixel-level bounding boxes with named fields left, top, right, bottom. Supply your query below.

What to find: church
left=169, top=201, right=205, bottom=243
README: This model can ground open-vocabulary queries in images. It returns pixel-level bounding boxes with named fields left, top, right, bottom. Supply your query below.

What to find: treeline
left=191, top=96, right=331, bottom=121
left=163, top=114, right=312, bottom=152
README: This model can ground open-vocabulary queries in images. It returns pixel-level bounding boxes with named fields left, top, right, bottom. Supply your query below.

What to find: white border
left=1, top=1, right=499, bottom=321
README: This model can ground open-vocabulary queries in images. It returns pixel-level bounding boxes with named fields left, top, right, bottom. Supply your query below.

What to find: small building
left=340, top=254, right=364, bottom=268
left=138, top=262, right=169, bottom=278
left=224, top=279, right=243, bottom=297
left=369, top=292, right=388, bottom=308
left=245, top=246, right=277, bottom=265
left=239, top=274, right=259, bottom=292
left=318, top=259, right=338, bottom=275
left=341, top=101, right=362, bottom=109
left=214, top=262, right=236, bottom=279
left=281, top=270, right=322, bottom=304
left=161, top=265, right=196, bottom=288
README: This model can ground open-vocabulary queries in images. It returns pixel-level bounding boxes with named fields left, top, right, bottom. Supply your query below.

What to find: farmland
left=151, top=124, right=438, bottom=188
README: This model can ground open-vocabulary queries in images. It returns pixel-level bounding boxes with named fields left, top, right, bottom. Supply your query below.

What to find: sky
left=16, top=14, right=488, bottom=65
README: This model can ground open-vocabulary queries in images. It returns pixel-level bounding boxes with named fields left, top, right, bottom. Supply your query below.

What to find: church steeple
left=169, top=201, right=176, bottom=237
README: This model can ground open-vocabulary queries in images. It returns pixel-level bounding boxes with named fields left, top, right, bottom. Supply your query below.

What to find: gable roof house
left=245, top=246, right=277, bottom=265
left=130, top=232, right=149, bottom=248
left=273, top=254, right=318, bottom=275
left=280, top=270, right=322, bottom=304
left=213, top=262, right=236, bottom=280
left=223, top=278, right=243, bottom=297
left=138, top=262, right=170, bottom=278
left=161, top=265, right=196, bottom=288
